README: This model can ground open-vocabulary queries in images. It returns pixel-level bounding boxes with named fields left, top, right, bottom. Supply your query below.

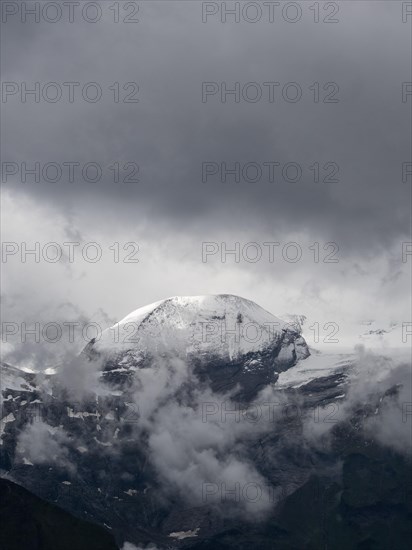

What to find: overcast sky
left=1, top=1, right=411, bottom=365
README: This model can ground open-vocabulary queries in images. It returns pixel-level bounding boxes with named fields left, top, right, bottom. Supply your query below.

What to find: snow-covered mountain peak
left=118, top=294, right=286, bottom=330
left=95, top=294, right=303, bottom=361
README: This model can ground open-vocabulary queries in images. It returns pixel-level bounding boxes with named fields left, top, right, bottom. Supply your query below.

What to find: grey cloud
left=123, top=356, right=278, bottom=518
left=16, top=420, right=75, bottom=471
left=1, top=1, right=410, bottom=257
left=56, top=354, right=106, bottom=400
left=302, top=348, right=412, bottom=456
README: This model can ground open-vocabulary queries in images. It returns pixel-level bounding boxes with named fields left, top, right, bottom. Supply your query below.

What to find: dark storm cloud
left=1, top=1, right=411, bottom=257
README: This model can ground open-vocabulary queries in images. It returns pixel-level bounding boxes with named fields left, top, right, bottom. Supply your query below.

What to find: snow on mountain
left=0, top=363, right=37, bottom=395
left=276, top=351, right=354, bottom=389
left=95, top=294, right=307, bottom=363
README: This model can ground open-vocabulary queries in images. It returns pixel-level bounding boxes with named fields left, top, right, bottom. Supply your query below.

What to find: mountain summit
left=96, top=294, right=309, bottom=360
left=90, top=294, right=310, bottom=398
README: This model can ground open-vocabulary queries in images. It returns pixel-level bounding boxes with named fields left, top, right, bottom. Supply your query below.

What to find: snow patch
left=124, top=489, right=138, bottom=496
left=169, top=528, right=200, bottom=539
left=0, top=412, right=16, bottom=443
left=93, top=437, right=112, bottom=447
